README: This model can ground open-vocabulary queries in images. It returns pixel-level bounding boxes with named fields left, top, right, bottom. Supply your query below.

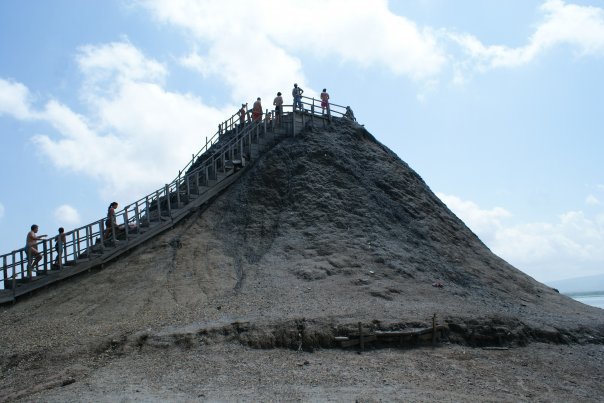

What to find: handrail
left=1, top=95, right=357, bottom=291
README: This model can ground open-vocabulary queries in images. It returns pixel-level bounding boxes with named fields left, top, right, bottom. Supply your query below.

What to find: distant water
left=569, top=292, right=604, bottom=309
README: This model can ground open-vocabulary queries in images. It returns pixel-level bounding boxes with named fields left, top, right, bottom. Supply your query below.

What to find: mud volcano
left=1, top=117, right=603, bottom=401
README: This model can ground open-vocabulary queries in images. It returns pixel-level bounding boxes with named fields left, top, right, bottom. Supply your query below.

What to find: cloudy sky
left=0, top=0, right=602, bottom=283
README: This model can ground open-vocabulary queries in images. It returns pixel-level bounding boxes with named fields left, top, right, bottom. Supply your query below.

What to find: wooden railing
left=0, top=95, right=353, bottom=292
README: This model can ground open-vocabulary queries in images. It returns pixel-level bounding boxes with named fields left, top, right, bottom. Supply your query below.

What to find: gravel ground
left=1, top=118, right=603, bottom=401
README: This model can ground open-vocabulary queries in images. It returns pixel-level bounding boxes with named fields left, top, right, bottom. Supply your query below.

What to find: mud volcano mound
left=201, top=118, right=604, bottom=345
left=2, top=118, right=603, bottom=401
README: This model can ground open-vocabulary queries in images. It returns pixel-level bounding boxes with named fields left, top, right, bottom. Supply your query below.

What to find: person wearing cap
left=252, top=97, right=263, bottom=122
left=292, top=83, right=304, bottom=110
left=273, top=92, right=283, bottom=124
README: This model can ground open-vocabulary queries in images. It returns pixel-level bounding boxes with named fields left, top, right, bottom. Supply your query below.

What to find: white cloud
left=140, top=0, right=447, bottom=101
left=439, top=192, right=604, bottom=282
left=586, top=194, right=600, bottom=206
left=437, top=192, right=511, bottom=245
left=0, top=203, right=4, bottom=219
left=77, top=41, right=167, bottom=98
left=54, top=204, right=81, bottom=227
left=450, top=0, right=604, bottom=73
left=0, top=78, right=35, bottom=120
left=8, top=42, right=229, bottom=203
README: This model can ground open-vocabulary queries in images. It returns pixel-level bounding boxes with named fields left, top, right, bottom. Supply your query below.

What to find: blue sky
left=0, top=0, right=603, bottom=283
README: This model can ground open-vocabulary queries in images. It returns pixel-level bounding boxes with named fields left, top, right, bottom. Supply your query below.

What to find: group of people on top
left=238, top=84, right=331, bottom=128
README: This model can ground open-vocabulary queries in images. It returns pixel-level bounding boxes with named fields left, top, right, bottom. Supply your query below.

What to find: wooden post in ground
left=358, top=322, right=364, bottom=352
left=432, top=313, right=437, bottom=347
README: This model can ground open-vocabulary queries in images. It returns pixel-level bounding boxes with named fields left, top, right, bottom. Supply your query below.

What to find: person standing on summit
left=320, top=88, right=330, bottom=115
left=292, top=83, right=304, bottom=110
left=252, top=97, right=263, bottom=122
left=273, top=91, right=283, bottom=124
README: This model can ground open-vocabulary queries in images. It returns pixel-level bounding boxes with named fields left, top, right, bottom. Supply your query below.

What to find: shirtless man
left=273, top=92, right=283, bottom=124
left=25, top=224, right=47, bottom=276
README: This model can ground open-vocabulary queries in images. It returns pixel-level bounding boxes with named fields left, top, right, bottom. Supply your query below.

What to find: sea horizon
left=568, top=291, right=604, bottom=310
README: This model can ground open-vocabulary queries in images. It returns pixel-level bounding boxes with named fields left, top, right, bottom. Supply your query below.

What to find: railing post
left=176, top=176, right=182, bottom=207
left=134, top=202, right=141, bottom=230
left=123, top=208, right=129, bottom=241
left=240, top=137, right=245, bottom=162
left=156, top=190, right=162, bottom=220
left=75, top=230, right=81, bottom=263
left=3, top=255, right=8, bottom=289
left=111, top=212, right=117, bottom=243
left=99, top=220, right=106, bottom=249
left=86, top=225, right=91, bottom=259
left=49, top=238, right=55, bottom=271
left=185, top=174, right=191, bottom=197
left=41, top=241, right=48, bottom=274
left=145, top=196, right=151, bottom=226
left=165, top=184, right=172, bottom=218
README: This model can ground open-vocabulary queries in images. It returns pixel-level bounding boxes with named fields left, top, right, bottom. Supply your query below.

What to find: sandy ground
left=9, top=342, right=604, bottom=402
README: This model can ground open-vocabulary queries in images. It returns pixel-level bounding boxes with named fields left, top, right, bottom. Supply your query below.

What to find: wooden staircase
left=0, top=101, right=350, bottom=305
